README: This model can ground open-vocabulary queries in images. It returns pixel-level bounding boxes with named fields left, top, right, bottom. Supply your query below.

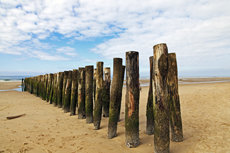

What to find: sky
left=0, top=0, right=230, bottom=78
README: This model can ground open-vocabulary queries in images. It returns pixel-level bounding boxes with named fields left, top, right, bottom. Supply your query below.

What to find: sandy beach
left=0, top=79, right=230, bottom=153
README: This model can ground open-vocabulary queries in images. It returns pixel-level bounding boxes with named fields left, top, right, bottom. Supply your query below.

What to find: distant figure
left=139, top=83, right=142, bottom=91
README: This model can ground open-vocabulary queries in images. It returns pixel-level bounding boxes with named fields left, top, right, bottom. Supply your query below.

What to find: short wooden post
left=146, top=56, right=154, bottom=135
left=117, top=65, right=125, bottom=121
left=24, top=78, right=27, bottom=91
left=93, top=62, right=104, bottom=130
left=78, top=68, right=86, bottom=119
left=39, top=75, right=44, bottom=98
left=85, top=66, right=94, bottom=123
left=168, top=53, right=183, bottom=142
left=102, top=67, right=111, bottom=117
left=70, top=69, right=78, bottom=116
left=57, top=72, right=64, bottom=108
left=153, top=43, right=170, bottom=153
left=107, top=58, right=123, bottom=139
left=64, top=71, right=72, bottom=113
left=62, top=71, right=69, bottom=108
left=125, top=51, right=139, bottom=148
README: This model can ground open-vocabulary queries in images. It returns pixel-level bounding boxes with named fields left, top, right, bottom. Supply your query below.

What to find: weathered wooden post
left=102, top=67, right=111, bottom=117
left=117, top=65, right=125, bottom=121
left=168, top=53, right=183, bottom=142
left=52, top=73, right=58, bottom=106
left=57, top=72, right=64, bottom=108
left=47, top=73, right=53, bottom=102
left=64, top=71, right=72, bottom=113
left=39, top=75, right=44, bottom=98
left=146, top=56, right=154, bottom=135
left=49, top=74, right=53, bottom=103
left=93, top=62, right=104, bottom=130
left=30, top=77, right=33, bottom=94
left=93, top=69, right=97, bottom=101
left=43, top=74, right=48, bottom=100
left=107, top=58, right=123, bottom=139
left=62, top=71, right=69, bottom=108
left=153, top=43, right=170, bottom=153
left=125, top=51, right=139, bottom=148
left=78, top=68, right=86, bottom=119
left=70, top=69, right=78, bottom=116
left=85, top=66, right=94, bottom=123
left=32, top=77, right=38, bottom=96
left=24, top=78, right=27, bottom=91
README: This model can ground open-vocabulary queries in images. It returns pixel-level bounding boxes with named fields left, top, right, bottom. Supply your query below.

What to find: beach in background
left=0, top=78, right=230, bottom=152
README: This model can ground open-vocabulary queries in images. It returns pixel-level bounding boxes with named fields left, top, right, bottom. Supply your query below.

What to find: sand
left=0, top=80, right=230, bottom=153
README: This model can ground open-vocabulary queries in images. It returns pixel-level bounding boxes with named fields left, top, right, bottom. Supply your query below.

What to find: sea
left=0, top=76, right=31, bottom=82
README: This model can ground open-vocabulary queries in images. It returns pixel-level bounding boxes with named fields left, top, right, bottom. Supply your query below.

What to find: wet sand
left=0, top=79, right=230, bottom=153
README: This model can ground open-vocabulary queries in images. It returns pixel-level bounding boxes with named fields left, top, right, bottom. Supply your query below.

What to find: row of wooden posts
left=23, top=43, right=183, bottom=153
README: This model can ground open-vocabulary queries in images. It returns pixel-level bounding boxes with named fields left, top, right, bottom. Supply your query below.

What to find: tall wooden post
left=57, top=72, right=64, bottom=108
left=93, top=69, right=97, bottom=101
left=70, top=69, right=78, bottom=116
left=62, top=71, right=69, bottom=108
left=107, top=58, right=123, bottom=139
left=117, top=65, right=125, bottom=121
left=52, top=73, right=58, bottom=106
left=146, top=56, right=154, bottom=135
left=153, top=43, right=170, bottom=153
left=168, top=53, right=183, bottom=142
left=125, top=51, right=139, bottom=148
left=39, top=75, right=44, bottom=98
left=102, top=67, right=111, bottom=117
left=64, top=71, right=72, bottom=113
left=93, top=62, right=104, bottom=130
left=78, top=68, right=86, bottom=119
left=85, top=66, right=94, bottom=123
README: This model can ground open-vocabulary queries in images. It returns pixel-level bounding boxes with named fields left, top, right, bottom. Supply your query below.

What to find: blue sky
left=0, top=0, right=230, bottom=78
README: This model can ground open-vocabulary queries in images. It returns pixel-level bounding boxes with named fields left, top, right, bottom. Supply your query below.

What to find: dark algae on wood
left=125, top=51, right=139, bottom=148
left=64, top=71, right=72, bottom=113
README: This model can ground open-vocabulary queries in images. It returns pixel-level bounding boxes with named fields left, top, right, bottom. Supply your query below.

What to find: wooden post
left=125, top=51, right=139, bottom=148
left=93, top=62, right=104, bottom=130
left=43, top=74, right=48, bottom=100
left=48, top=74, right=54, bottom=104
left=24, top=78, right=27, bottom=91
left=35, top=76, right=39, bottom=96
left=57, top=72, right=64, bottom=108
left=85, top=66, right=94, bottom=123
left=64, top=71, right=72, bottom=113
left=39, top=75, right=43, bottom=97
left=146, top=56, right=154, bottom=135
left=47, top=73, right=53, bottom=102
left=117, top=65, right=125, bottom=121
left=102, top=67, right=111, bottom=117
left=168, top=53, right=183, bottom=142
left=78, top=68, right=86, bottom=119
left=70, top=69, right=78, bottom=116
left=153, top=43, right=170, bottom=153
left=62, top=71, right=69, bottom=108
left=107, top=58, right=123, bottom=139
left=93, top=69, right=97, bottom=101
left=52, top=73, right=58, bottom=106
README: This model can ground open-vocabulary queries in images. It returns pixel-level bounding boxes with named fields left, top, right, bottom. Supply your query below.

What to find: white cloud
left=56, top=46, right=78, bottom=57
